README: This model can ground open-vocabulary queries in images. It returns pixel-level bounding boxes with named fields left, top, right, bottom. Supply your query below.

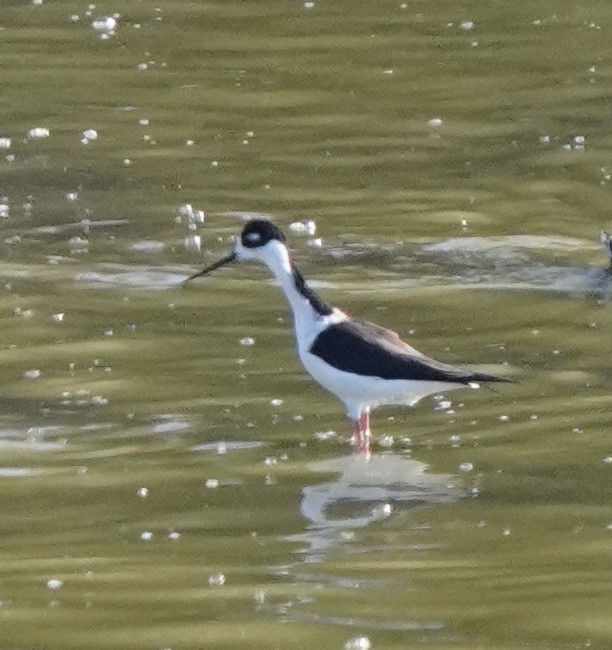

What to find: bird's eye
left=245, top=232, right=261, bottom=244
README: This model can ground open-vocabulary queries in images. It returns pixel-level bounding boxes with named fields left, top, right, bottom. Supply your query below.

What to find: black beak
left=183, top=251, right=236, bottom=285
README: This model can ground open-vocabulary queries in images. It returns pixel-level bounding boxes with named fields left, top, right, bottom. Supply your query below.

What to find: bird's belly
left=300, top=348, right=464, bottom=410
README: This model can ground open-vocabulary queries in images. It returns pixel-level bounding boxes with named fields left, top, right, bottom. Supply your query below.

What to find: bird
left=184, top=219, right=510, bottom=454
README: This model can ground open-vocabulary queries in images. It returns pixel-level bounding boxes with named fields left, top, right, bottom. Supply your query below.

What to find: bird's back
left=309, top=319, right=508, bottom=385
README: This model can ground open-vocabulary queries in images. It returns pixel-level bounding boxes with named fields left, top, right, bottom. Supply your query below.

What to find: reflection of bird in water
left=185, top=219, right=509, bottom=455
left=601, top=230, right=612, bottom=271
left=287, top=453, right=457, bottom=562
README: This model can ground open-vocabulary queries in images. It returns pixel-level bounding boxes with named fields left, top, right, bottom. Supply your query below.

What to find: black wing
left=310, top=319, right=508, bottom=384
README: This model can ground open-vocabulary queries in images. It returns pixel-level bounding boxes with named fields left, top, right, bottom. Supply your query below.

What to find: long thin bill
left=183, top=251, right=236, bottom=285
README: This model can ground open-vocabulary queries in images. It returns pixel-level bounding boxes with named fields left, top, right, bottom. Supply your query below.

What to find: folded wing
left=310, top=320, right=508, bottom=384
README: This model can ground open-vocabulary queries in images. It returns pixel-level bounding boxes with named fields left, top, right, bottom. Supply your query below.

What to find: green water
left=0, top=1, right=611, bottom=648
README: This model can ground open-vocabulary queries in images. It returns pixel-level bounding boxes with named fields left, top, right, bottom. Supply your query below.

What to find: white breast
left=298, top=338, right=465, bottom=420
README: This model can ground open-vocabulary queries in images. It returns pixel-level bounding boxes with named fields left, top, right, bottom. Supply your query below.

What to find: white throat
left=243, top=240, right=345, bottom=346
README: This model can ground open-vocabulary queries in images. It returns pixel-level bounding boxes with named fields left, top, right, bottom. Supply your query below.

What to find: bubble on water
left=304, top=1, right=315, bottom=7
left=0, top=138, right=11, bottom=149
left=65, top=192, right=78, bottom=201
left=498, top=415, right=509, bottom=422
left=263, top=456, right=277, bottom=466
left=167, top=530, right=181, bottom=540
left=123, top=158, right=132, bottom=166
left=140, top=531, right=153, bottom=541
left=460, top=20, right=475, bottom=30
left=254, top=590, right=266, bottom=606
left=459, top=461, right=474, bottom=472
left=270, top=398, right=283, bottom=407
left=185, top=139, right=195, bottom=146
left=208, top=573, right=225, bottom=586
left=602, top=456, right=612, bottom=465
left=184, top=234, right=201, bottom=252
left=23, top=369, right=41, bottom=379
left=28, top=127, right=50, bottom=139
left=314, top=430, right=336, bottom=441
left=205, top=478, right=219, bottom=489
left=345, top=635, right=371, bottom=650
left=449, top=434, right=461, bottom=447
left=68, top=236, right=89, bottom=253
left=132, top=240, right=165, bottom=253
left=289, top=220, right=317, bottom=236
left=427, top=116, right=443, bottom=128
left=573, top=135, right=586, bottom=145
left=377, top=435, right=394, bottom=448
left=82, top=129, right=98, bottom=142
left=136, top=487, right=149, bottom=498
left=91, top=16, right=117, bottom=36
left=289, top=221, right=308, bottom=235
left=52, top=313, right=64, bottom=322
left=179, top=203, right=194, bottom=218
left=383, top=68, right=394, bottom=75
left=372, top=503, right=393, bottom=519
left=307, top=237, right=323, bottom=248
left=239, top=337, right=255, bottom=346
left=502, top=528, right=511, bottom=536
left=47, top=579, right=63, bottom=590
left=539, top=135, right=550, bottom=144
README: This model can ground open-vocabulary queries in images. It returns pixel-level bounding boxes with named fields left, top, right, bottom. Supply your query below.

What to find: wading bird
left=185, top=219, right=509, bottom=454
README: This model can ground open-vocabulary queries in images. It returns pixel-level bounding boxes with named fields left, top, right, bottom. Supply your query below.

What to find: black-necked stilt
left=185, top=219, right=510, bottom=454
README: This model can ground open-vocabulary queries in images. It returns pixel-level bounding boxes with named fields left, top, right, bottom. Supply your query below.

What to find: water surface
left=1, top=1, right=611, bottom=648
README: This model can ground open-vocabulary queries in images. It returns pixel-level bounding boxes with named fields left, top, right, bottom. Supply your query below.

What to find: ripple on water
left=150, top=416, right=192, bottom=435
left=420, top=234, right=592, bottom=256
left=0, top=427, right=66, bottom=452
left=288, top=610, right=444, bottom=633
left=76, top=266, right=187, bottom=290
left=0, top=467, right=41, bottom=477
left=191, top=440, right=264, bottom=453
left=131, top=240, right=166, bottom=253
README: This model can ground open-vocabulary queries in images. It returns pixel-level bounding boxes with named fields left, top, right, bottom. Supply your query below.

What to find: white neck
left=257, top=241, right=344, bottom=345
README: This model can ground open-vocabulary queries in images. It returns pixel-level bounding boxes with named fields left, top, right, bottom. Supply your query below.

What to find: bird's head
left=183, top=219, right=290, bottom=283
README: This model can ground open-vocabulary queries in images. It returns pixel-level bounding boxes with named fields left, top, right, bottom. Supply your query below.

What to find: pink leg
left=350, top=411, right=371, bottom=455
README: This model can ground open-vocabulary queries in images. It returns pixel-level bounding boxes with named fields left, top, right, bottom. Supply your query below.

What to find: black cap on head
left=241, top=219, right=286, bottom=249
